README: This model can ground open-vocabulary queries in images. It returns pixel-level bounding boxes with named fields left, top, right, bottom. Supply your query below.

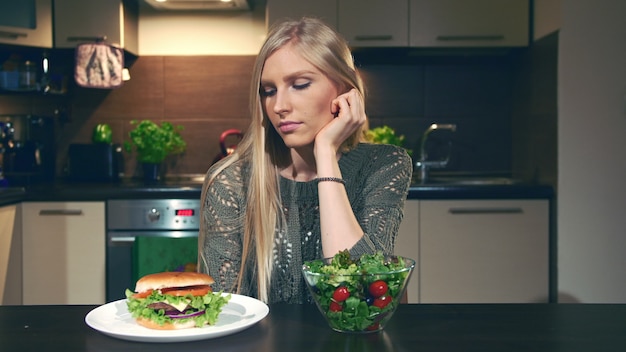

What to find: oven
left=106, top=199, right=201, bottom=302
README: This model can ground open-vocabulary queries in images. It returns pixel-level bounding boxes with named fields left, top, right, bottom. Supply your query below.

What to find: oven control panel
left=107, top=199, right=201, bottom=230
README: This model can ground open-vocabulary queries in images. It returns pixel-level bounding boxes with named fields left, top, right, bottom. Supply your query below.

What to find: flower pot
left=142, top=163, right=161, bottom=183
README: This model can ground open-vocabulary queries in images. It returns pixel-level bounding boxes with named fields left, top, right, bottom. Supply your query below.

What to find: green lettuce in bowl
left=303, top=250, right=415, bottom=333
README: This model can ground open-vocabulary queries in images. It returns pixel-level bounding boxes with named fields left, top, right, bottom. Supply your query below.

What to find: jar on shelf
left=19, top=61, right=37, bottom=90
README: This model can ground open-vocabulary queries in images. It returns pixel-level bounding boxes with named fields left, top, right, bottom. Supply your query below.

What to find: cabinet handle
left=354, top=35, right=393, bottom=41
left=448, top=207, right=523, bottom=215
left=0, top=30, right=27, bottom=39
left=39, top=209, right=84, bottom=216
left=436, top=35, right=505, bottom=42
left=66, top=36, right=107, bottom=42
left=109, top=236, right=135, bottom=243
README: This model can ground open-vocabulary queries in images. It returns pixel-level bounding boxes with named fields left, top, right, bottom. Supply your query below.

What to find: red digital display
left=175, top=209, right=195, bottom=216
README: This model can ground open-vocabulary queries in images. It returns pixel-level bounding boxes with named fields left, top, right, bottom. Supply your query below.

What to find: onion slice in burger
left=165, top=310, right=206, bottom=319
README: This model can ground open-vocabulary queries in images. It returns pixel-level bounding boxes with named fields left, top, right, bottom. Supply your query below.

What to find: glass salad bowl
left=302, top=251, right=415, bottom=333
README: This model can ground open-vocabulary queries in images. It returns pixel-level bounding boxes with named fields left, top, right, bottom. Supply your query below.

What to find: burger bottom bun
left=136, top=317, right=200, bottom=330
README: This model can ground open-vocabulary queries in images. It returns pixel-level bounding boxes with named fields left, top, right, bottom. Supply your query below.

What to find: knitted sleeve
left=198, top=162, right=247, bottom=295
left=345, top=144, right=413, bottom=257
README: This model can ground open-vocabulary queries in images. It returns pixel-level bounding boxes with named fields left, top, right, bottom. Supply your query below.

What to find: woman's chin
left=281, top=138, right=315, bottom=150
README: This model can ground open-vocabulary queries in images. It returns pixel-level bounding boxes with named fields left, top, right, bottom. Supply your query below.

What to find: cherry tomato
left=366, top=322, right=380, bottom=331
left=329, top=301, right=343, bottom=312
left=373, top=294, right=392, bottom=309
left=368, top=280, right=389, bottom=298
left=332, top=286, right=350, bottom=302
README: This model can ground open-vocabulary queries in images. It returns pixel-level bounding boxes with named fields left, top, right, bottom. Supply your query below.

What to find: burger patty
left=147, top=302, right=190, bottom=313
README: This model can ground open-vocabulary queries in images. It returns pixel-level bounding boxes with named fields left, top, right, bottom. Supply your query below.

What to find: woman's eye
left=293, top=81, right=311, bottom=90
left=260, top=87, right=276, bottom=97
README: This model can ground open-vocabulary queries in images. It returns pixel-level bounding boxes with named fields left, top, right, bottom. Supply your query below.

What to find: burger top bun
left=134, top=271, right=215, bottom=293
left=135, top=317, right=197, bottom=330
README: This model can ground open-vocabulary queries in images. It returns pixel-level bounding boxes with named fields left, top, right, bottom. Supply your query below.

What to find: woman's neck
left=281, top=147, right=317, bottom=182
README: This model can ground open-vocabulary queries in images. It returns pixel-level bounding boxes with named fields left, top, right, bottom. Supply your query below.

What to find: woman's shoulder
left=207, top=157, right=250, bottom=178
left=204, top=157, right=250, bottom=194
left=351, top=143, right=412, bottom=163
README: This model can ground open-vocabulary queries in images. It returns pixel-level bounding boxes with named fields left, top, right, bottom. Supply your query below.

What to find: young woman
left=199, top=17, right=412, bottom=304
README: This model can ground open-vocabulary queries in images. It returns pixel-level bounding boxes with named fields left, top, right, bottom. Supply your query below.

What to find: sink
left=412, top=176, right=520, bottom=186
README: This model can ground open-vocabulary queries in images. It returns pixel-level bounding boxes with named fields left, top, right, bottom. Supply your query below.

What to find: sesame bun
left=135, top=317, right=198, bottom=330
left=134, top=271, right=215, bottom=293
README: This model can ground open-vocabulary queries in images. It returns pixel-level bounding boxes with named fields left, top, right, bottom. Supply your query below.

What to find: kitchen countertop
left=0, top=186, right=27, bottom=206
left=0, top=177, right=554, bottom=206
left=1, top=303, right=624, bottom=352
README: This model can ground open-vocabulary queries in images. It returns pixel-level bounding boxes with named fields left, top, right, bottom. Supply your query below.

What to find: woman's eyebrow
left=261, top=70, right=318, bottom=86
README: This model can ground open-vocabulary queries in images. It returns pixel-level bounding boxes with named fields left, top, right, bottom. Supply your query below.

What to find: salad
left=303, top=250, right=412, bottom=332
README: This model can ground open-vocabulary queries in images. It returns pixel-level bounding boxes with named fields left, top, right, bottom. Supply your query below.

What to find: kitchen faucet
left=415, top=123, right=457, bottom=183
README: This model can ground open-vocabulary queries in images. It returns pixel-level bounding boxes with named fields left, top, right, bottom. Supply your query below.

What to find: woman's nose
left=273, top=90, right=289, bottom=114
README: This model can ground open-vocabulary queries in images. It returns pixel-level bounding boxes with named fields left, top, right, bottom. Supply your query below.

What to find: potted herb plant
left=124, top=119, right=186, bottom=181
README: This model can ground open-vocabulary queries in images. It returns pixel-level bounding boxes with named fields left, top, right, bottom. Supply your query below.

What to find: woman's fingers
left=318, top=89, right=366, bottom=151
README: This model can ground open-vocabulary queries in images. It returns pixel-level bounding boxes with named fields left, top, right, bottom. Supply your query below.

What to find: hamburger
left=125, top=271, right=231, bottom=330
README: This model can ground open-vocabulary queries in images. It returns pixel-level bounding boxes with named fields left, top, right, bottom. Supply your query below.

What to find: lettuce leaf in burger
left=125, top=271, right=231, bottom=330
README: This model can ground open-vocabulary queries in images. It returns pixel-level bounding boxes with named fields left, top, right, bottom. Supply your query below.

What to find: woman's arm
left=199, top=170, right=245, bottom=294
left=314, top=89, right=368, bottom=257
left=348, top=146, right=413, bottom=257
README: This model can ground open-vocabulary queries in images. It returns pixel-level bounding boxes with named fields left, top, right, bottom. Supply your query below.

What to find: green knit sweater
left=199, top=143, right=413, bottom=303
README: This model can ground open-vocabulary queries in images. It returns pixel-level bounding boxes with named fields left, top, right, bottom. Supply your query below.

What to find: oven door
left=106, top=230, right=198, bottom=302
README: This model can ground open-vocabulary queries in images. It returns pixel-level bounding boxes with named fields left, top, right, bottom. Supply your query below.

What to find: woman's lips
left=278, top=121, right=301, bottom=133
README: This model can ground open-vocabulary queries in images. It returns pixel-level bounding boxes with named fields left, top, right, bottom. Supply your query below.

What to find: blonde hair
left=200, top=17, right=367, bottom=303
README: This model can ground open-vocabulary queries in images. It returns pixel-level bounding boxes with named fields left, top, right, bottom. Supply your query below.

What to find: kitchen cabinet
left=267, top=0, right=528, bottom=49
left=53, top=0, right=138, bottom=55
left=534, top=0, right=560, bottom=41
left=266, top=0, right=337, bottom=29
left=420, top=199, right=549, bottom=303
left=0, top=0, right=53, bottom=48
left=21, top=201, right=105, bottom=305
left=339, top=0, right=409, bottom=47
left=0, top=204, right=21, bottom=305
left=267, top=0, right=409, bottom=48
left=395, top=199, right=549, bottom=303
left=394, top=200, right=419, bottom=304
left=409, top=0, right=529, bottom=47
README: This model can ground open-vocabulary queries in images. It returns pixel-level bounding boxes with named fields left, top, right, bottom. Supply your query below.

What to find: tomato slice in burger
left=161, top=285, right=211, bottom=297
left=132, top=289, right=154, bottom=299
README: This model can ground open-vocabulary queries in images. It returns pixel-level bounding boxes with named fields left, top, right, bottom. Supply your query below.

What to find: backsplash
left=0, top=44, right=557, bottom=184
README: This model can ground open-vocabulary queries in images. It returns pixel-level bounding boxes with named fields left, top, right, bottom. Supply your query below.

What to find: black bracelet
left=315, top=177, right=346, bottom=185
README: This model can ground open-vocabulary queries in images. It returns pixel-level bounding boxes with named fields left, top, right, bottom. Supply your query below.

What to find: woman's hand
left=314, top=89, right=367, bottom=156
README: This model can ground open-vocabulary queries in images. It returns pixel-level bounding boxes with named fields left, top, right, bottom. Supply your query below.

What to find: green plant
left=365, top=125, right=413, bottom=156
left=124, top=120, right=187, bottom=164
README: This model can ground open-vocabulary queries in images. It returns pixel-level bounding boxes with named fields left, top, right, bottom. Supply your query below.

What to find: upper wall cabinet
left=0, top=0, right=53, bottom=48
left=266, top=0, right=529, bottom=48
left=266, top=0, right=337, bottom=30
left=410, top=0, right=529, bottom=47
left=54, top=0, right=138, bottom=55
left=339, top=0, right=409, bottom=47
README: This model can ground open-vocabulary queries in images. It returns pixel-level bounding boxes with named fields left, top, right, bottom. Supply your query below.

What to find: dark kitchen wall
left=1, top=49, right=543, bottom=180
left=511, top=32, right=558, bottom=189
left=357, top=51, right=518, bottom=174
left=55, top=55, right=257, bottom=178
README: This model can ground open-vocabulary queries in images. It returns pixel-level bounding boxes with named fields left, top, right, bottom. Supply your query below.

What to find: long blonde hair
left=201, top=17, right=367, bottom=303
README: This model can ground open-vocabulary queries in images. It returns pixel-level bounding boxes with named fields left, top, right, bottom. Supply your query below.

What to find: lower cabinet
left=395, top=199, right=550, bottom=303
left=21, top=202, right=105, bottom=305
left=0, top=205, right=21, bottom=305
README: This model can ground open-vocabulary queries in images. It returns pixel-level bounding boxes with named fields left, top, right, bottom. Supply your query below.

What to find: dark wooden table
left=1, top=303, right=625, bottom=352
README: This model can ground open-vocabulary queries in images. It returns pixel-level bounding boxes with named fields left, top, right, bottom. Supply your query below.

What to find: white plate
left=85, top=294, right=269, bottom=343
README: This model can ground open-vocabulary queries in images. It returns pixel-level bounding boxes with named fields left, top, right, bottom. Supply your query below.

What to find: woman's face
left=260, top=44, right=340, bottom=149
